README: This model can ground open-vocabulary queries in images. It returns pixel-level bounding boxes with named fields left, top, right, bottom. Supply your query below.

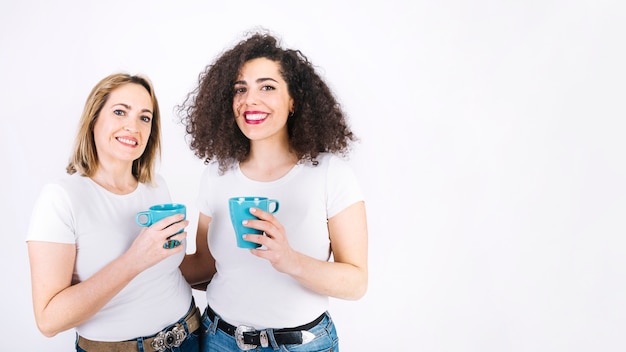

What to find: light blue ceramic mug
left=136, top=203, right=187, bottom=234
left=229, top=197, right=280, bottom=248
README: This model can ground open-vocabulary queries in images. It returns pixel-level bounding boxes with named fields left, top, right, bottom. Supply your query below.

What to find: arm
left=180, top=213, right=217, bottom=289
left=27, top=214, right=188, bottom=337
left=246, top=201, right=368, bottom=300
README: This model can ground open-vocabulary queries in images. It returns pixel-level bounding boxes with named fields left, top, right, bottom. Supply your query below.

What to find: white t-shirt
left=198, top=153, right=364, bottom=329
left=26, top=174, right=192, bottom=341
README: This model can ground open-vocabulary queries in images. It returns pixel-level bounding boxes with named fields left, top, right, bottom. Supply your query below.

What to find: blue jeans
left=200, top=307, right=339, bottom=351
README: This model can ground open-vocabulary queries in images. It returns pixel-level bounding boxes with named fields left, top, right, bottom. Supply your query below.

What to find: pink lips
left=116, top=136, right=139, bottom=147
left=244, top=111, right=268, bottom=124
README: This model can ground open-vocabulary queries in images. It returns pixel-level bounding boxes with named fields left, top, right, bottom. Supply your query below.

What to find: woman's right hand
left=126, top=213, right=189, bottom=272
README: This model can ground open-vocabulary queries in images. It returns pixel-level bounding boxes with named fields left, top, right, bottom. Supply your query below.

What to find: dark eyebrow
left=256, top=77, right=279, bottom=84
left=114, top=103, right=153, bottom=115
left=234, top=77, right=279, bottom=85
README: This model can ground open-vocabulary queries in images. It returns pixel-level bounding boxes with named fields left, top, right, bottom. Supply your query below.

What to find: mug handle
left=136, top=211, right=152, bottom=226
left=269, top=200, right=280, bottom=214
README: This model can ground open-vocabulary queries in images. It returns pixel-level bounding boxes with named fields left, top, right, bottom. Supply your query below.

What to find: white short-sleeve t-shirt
left=198, top=153, right=364, bottom=329
left=27, top=174, right=192, bottom=341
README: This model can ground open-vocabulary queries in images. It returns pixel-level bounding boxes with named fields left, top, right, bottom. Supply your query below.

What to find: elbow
left=344, top=274, right=368, bottom=301
left=34, top=316, right=62, bottom=338
left=37, top=323, right=59, bottom=338
left=351, top=281, right=368, bottom=300
left=41, top=331, right=58, bottom=338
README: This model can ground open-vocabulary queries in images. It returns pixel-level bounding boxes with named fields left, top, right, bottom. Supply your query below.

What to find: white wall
left=2, top=1, right=625, bottom=351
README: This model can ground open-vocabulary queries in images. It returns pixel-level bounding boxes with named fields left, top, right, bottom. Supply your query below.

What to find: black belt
left=206, top=305, right=324, bottom=349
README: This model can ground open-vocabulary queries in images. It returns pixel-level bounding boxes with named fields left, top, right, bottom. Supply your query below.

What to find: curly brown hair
left=177, top=30, right=357, bottom=172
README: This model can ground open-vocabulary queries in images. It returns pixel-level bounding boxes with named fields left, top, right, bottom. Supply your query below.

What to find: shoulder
left=47, top=174, right=92, bottom=198
left=200, top=160, right=230, bottom=178
left=33, top=174, right=89, bottom=213
left=311, top=153, right=350, bottom=166
left=140, top=174, right=172, bottom=201
left=149, top=173, right=169, bottom=189
left=313, top=153, right=355, bottom=174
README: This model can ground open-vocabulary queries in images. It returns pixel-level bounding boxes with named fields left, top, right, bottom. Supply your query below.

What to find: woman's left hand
left=243, top=207, right=299, bottom=274
left=243, top=202, right=368, bottom=300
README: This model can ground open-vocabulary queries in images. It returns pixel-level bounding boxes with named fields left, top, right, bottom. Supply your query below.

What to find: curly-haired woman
left=179, top=30, right=368, bottom=351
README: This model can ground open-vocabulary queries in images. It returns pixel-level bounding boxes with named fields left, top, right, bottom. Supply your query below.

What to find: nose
left=243, top=89, right=259, bottom=106
left=124, top=118, right=139, bottom=133
left=235, top=93, right=255, bottom=111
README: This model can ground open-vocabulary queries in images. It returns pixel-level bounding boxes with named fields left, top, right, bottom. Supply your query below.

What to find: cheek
left=234, top=117, right=246, bottom=131
left=140, top=125, right=152, bottom=142
left=233, top=100, right=242, bottom=114
left=92, top=124, right=107, bottom=145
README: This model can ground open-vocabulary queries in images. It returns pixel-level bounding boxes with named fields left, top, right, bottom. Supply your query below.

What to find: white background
left=2, top=1, right=625, bottom=351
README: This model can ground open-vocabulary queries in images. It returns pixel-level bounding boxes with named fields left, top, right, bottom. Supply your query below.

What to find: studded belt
left=77, top=304, right=201, bottom=352
left=206, top=305, right=323, bottom=350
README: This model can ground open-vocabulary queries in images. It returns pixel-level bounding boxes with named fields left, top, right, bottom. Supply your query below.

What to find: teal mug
left=136, top=203, right=187, bottom=235
left=228, top=197, right=280, bottom=248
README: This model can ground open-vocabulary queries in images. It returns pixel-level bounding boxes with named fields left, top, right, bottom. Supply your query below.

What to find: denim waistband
left=77, top=299, right=200, bottom=352
left=203, top=305, right=326, bottom=349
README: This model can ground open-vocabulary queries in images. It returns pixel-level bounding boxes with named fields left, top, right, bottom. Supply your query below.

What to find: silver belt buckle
left=235, top=325, right=257, bottom=351
left=151, top=323, right=187, bottom=352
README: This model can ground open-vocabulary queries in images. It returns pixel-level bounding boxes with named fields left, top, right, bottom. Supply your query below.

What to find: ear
left=288, top=97, right=295, bottom=113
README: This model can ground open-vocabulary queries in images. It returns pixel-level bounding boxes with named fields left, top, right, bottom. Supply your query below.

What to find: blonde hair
left=66, top=73, right=161, bottom=184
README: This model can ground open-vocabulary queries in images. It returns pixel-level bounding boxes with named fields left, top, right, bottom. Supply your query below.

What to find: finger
left=243, top=234, right=266, bottom=247
left=249, top=207, right=272, bottom=220
left=243, top=219, right=282, bottom=242
left=249, top=208, right=283, bottom=233
left=152, top=213, right=186, bottom=230
left=166, top=230, right=188, bottom=241
left=242, top=219, right=265, bottom=232
left=165, top=220, right=190, bottom=238
left=163, top=232, right=187, bottom=249
left=163, top=239, right=182, bottom=249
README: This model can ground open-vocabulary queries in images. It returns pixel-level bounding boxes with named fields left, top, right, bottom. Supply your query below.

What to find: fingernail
left=242, top=220, right=248, bottom=225
left=250, top=208, right=256, bottom=213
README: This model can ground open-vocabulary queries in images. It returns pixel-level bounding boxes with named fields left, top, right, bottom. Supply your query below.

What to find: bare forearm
left=180, top=252, right=216, bottom=287
left=180, top=214, right=216, bottom=287
left=291, top=203, right=368, bottom=300
left=34, top=254, right=139, bottom=337
left=246, top=202, right=368, bottom=300
left=288, top=253, right=368, bottom=300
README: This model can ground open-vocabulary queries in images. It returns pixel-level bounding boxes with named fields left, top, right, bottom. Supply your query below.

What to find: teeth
left=117, top=137, right=137, bottom=145
left=245, top=113, right=267, bottom=121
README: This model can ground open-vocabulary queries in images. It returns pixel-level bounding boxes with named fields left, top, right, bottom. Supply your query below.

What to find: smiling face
left=232, top=57, right=294, bottom=144
left=92, top=83, right=154, bottom=167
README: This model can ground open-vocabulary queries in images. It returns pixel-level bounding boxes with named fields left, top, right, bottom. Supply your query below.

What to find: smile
left=116, top=137, right=138, bottom=146
left=244, top=113, right=268, bottom=124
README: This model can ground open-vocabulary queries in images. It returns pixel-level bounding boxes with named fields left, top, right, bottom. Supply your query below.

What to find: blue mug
left=229, top=197, right=279, bottom=248
left=136, top=203, right=187, bottom=234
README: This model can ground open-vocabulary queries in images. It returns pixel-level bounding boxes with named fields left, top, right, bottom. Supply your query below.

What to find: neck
left=241, top=140, right=298, bottom=181
left=90, top=163, right=138, bottom=194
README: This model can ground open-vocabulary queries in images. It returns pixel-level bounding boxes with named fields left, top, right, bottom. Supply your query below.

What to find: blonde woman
left=27, top=73, right=200, bottom=351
